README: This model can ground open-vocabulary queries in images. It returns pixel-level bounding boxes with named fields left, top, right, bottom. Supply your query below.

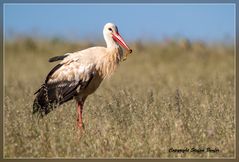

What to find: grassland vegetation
left=4, top=37, right=235, bottom=158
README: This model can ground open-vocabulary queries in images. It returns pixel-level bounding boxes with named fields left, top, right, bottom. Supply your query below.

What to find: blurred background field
left=4, top=36, right=235, bottom=158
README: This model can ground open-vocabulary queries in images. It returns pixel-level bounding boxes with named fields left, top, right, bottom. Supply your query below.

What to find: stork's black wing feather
left=48, top=54, right=68, bottom=62
left=45, top=64, right=63, bottom=83
left=33, top=64, right=95, bottom=117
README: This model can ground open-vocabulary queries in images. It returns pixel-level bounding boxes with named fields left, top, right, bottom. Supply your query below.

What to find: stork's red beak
left=112, top=32, right=132, bottom=53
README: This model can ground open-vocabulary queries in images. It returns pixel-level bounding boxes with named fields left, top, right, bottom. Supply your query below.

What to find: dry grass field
left=3, top=37, right=235, bottom=158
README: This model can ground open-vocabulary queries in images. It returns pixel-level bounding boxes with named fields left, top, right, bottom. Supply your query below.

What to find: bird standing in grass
left=33, top=23, right=132, bottom=129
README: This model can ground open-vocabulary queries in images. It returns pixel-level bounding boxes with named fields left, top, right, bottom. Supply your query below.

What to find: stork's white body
left=49, top=46, right=123, bottom=100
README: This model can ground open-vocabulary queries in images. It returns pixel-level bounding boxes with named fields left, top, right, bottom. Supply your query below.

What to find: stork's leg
left=76, top=100, right=85, bottom=129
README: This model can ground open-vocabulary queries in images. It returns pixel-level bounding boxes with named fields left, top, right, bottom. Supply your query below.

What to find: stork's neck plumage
left=95, top=35, right=123, bottom=78
left=104, top=31, right=123, bottom=62
left=104, top=30, right=118, bottom=49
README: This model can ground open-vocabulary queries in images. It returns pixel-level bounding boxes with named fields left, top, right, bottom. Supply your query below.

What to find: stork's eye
left=108, top=28, right=113, bottom=31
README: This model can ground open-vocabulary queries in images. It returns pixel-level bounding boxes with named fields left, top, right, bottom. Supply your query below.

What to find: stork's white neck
left=104, top=34, right=119, bottom=49
left=103, top=27, right=121, bottom=50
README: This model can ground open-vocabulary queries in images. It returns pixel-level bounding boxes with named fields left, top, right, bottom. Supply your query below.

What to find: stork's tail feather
left=33, top=84, right=56, bottom=117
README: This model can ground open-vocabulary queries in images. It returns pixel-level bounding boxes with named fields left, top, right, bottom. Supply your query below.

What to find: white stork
left=33, top=23, right=132, bottom=129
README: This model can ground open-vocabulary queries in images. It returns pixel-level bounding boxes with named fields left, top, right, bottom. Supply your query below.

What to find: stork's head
left=103, top=23, right=132, bottom=53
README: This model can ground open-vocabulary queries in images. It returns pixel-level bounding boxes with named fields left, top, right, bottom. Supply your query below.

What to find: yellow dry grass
left=4, top=37, right=235, bottom=158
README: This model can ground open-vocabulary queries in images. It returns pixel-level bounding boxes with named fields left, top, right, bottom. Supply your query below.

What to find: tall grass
left=4, top=37, right=235, bottom=158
